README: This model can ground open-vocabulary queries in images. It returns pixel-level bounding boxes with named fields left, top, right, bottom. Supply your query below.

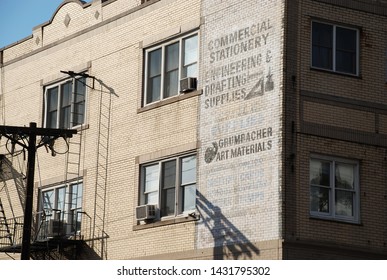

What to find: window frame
left=311, top=20, right=360, bottom=76
left=309, top=154, right=360, bottom=223
left=139, top=153, right=197, bottom=220
left=143, top=31, right=199, bottom=106
left=39, top=181, right=84, bottom=235
left=43, top=76, right=87, bottom=129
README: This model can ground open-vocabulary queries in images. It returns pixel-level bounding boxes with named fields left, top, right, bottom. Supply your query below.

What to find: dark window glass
left=161, top=160, right=176, bottom=216
left=164, top=42, right=179, bottom=98
left=47, top=87, right=58, bottom=128
left=336, top=27, right=357, bottom=74
left=312, top=22, right=333, bottom=70
left=147, top=49, right=162, bottom=104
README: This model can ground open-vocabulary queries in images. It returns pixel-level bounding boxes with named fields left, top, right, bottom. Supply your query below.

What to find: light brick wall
left=197, top=0, right=285, bottom=259
left=102, top=0, right=140, bottom=20
left=42, top=1, right=96, bottom=46
left=2, top=0, right=386, bottom=261
left=0, top=0, right=201, bottom=259
left=1, top=38, right=33, bottom=61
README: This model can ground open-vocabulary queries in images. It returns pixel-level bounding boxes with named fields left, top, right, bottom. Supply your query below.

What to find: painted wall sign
left=205, top=127, right=273, bottom=163
left=203, top=20, right=275, bottom=109
left=197, top=0, right=283, bottom=251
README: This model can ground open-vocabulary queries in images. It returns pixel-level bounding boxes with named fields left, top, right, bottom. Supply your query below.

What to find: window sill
left=138, top=90, right=201, bottom=113
left=132, top=213, right=200, bottom=231
left=310, top=215, right=361, bottom=225
left=42, top=124, right=89, bottom=135
left=74, top=124, right=89, bottom=131
left=310, top=67, right=362, bottom=79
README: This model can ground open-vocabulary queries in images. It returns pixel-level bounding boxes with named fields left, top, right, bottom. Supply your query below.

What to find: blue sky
left=0, top=0, right=89, bottom=49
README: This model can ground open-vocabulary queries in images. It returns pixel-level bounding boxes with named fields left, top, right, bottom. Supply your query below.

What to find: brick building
left=0, top=0, right=386, bottom=260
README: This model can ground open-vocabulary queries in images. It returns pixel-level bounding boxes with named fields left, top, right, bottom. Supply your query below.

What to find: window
left=310, top=155, right=360, bottom=223
left=44, top=77, right=86, bottom=129
left=39, top=181, right=83, bottom=237
left=312, top=21, right=359, bottom=75
left=143, top=33, right=198, bottom=105
left=140, top=154, right=196, bottom=218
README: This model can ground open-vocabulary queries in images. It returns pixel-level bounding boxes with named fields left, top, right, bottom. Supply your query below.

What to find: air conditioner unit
left=180, top=77, right=197, bottom=93
left=136, top=204, right=156, bottom=221
left=46, top=219, right=67, bottom=237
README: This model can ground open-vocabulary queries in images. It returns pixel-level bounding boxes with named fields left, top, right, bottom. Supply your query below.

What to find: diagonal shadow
left=196, top=190, right=260, bottom=260
left=94, top=78, right=119, bottom=98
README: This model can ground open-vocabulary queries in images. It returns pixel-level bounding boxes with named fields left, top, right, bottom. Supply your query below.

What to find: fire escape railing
left=0, top=210, right=91, bottom=252
left=0, top=216, right=23, bottom=248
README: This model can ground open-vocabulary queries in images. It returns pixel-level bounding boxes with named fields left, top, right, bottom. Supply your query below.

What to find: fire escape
left=0, top=126, right=81, bottom=259
left=0, top=154, right=26, bottom=254
left=0, top=73, right=113, bottom=260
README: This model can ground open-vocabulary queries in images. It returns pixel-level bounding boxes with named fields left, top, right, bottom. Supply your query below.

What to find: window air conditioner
left=47, top=219, right=67, bottom=237
left=136, top=204, right=156, bottom=221
left=179, top=77, right=197, bottom=93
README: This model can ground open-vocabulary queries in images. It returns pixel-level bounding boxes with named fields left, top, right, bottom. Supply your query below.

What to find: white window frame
left=311, top=20, right=360, bottom=76
left=309, top=155, right=360, bottom=223
left=39, top=181, right=83, bottom=235
left=143, top=32, right=199, bottom=106
left=43, top=76, right=87, bottom=129
left=139, top=154, right=197, bottom=219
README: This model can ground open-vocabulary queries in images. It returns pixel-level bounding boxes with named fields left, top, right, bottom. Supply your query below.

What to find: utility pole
left=0, top=122, right=77, bottom=260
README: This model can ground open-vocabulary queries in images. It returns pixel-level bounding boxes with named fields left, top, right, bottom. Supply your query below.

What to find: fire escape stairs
left=0, top=198, right=12, bottom=246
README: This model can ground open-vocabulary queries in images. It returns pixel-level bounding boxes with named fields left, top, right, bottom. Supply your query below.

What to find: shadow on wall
left=196, top=191, right=260, bottom=260
left=77, top=241, right=105, bottom=260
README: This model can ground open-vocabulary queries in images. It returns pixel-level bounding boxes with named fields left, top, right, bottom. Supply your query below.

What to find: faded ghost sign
left=197, top=0, right=283, bottom=250
left=205, top=127, right=273, bottom=163
left=204, top=20, right=274, bottom=109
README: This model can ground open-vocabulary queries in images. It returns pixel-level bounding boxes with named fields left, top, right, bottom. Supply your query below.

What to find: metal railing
left=34, top=210, right=91, bottom=241
left=0, top=216, right=23, bottom=248
left=0, top=210, right=92, bottom=251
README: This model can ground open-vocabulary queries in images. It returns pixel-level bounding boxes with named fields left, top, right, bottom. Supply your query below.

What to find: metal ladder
left=64, top=76, right=85, bottom=183
left=0, top=197, right=12, bottom=246
left=92, top=81, right=112, bottom=259
left=64, top=128, right=83, bottom=183
left=0, top=154, right=26, bottom=213
left=63, top=77, right=85, bottom=235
